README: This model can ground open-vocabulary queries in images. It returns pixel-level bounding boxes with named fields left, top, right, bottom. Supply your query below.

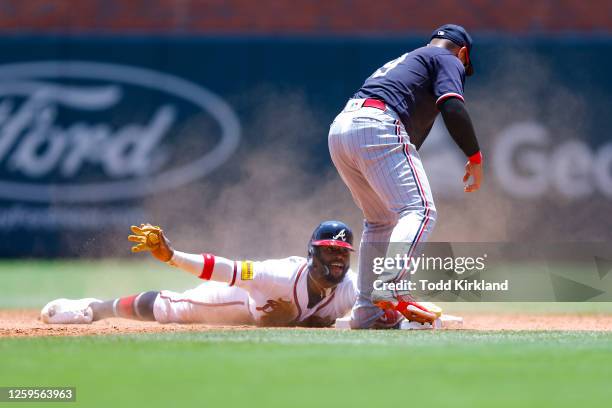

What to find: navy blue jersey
left=354, top=46, right=466, bottom=149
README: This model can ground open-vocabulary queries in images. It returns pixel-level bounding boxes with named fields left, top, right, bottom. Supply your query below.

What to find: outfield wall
left=0, top=36, right=610, bottom=257
left=1, top=0, right=610, bottom=34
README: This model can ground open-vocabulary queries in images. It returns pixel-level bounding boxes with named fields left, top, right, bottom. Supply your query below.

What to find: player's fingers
left=140, top=225, right=162, bottom=233
left=131, top=243, right=150, bottom=253
left=130, top=225, right=145, bottom=235
left=464, top=181, right=480, bottom=192
left=140, top=223, right=161, bottom=229
left=128, top=235, right=145, bottom=243
left=463, top=162, right=472, bottom=182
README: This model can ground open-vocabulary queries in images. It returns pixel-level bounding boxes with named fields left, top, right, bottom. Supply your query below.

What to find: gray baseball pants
left=328, top=99, right=437, bottom=329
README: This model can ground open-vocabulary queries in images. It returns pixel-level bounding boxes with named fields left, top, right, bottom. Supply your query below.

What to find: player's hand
left=128, top=223, right=174, bottom=262
left=463, top=161, right=482, bottom=192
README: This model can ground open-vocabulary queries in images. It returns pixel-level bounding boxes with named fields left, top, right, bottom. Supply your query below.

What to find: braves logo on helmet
left=332, top=229, right=346, bottom=241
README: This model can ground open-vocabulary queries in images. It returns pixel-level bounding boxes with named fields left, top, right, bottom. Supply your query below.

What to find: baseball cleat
left=374, top=299, right=442, bottom=325
left=40, top=298, right=102, bottom=324
left=370, top=308, right=404, bottom=329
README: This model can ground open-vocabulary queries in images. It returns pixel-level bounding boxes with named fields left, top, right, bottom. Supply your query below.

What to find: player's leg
left=357, top=119, right=440, bottom=323
left=330, top=109, right=438, bottom=326
left=90, top=291, right=159, bottom=321
left=40, top=292, right=160, bottom=324
left=329, top=112, right=397, bottom=328
left=352, top=219, right=395, bottom=328
left=360, top=123, right=437, bottom=291
left=41, top=284, right=253, bottom=325
left=153, top=282, right=254, bottom=325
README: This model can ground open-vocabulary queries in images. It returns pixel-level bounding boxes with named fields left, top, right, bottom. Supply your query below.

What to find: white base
left=335, top=314, right=463, bottom=330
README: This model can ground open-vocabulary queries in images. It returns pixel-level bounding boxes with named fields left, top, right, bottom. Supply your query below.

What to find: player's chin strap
left=307, top=254, right=328, bottom=279
left=308, top=246, right=333, bottom=279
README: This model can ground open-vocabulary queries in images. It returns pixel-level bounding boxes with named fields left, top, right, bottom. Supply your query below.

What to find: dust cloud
left=141, top=51, right=608, bottom=265
left=143, top=89, right=363, bottom=261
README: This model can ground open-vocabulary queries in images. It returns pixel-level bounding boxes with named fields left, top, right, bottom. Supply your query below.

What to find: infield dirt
left=2, top=309, right=612, bottom=337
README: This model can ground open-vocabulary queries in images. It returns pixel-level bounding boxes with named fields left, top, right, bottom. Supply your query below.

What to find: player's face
left=317, top=245, right=351, bottom=283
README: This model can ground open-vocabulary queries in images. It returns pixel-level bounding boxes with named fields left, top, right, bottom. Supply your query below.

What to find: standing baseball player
left=328, top=24, right=482, bottom=328
left=41, top=221, right=406, bottom=328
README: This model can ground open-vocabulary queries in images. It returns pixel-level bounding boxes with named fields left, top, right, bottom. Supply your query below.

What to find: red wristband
left=199, top=253, right=215, bottom=280
left=468, top=151, right=482, bottom=164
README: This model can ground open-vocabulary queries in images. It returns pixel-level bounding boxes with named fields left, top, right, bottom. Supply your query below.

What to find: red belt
left=362, top=98, right=386, bottom=111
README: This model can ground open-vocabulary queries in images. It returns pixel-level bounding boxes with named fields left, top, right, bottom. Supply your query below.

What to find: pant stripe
left=159, top=292, right=245, bottom=307
left=395, top=120, right=432, bottom=282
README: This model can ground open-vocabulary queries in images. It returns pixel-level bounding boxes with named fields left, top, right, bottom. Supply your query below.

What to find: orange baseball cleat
left=375, top=299, right=442, bottom=325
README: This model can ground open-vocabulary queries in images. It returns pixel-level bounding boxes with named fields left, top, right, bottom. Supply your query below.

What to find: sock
left=91, top=291, right=159, bottom=321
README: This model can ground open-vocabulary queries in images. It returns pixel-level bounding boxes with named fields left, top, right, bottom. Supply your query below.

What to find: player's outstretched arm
left=128, top=224, right=174, bottom=262
left=129, top=223, right=242, bottom=284
left=438, top=97, right=483, bottom=192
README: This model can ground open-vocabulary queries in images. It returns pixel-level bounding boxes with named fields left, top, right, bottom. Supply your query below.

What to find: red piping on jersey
left=292, top=262, right=308, bottom=322
left=229, top=261, right=237, bottom=287
left=435, top=92, right=464, bottom=106
left=199, top=253, right=215, bottom=280
left=159, top=292, right=244, bottom=307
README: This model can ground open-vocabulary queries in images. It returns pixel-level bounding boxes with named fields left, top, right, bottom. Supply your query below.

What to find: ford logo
left=0, top=61, right=241, bottom=203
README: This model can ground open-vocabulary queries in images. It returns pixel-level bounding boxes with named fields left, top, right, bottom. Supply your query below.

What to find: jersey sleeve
left=232, top=257, right=303, bottom=294
left=432, top=54, right=466, bottom=106
left=167, top=251, right=296, bottom=293
left=200, top=257, right=291, bottom=292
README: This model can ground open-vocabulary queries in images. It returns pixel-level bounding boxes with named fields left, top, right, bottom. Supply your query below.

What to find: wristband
left=468, top=151, right=482, bottom=164
left=199, top=253, right=215, bottom=280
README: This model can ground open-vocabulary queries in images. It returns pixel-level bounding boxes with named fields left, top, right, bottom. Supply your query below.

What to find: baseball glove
left=128, top=223, right=173, bottom=262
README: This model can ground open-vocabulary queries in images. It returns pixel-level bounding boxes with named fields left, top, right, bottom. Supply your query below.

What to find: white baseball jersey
left=153, top=256, right=357, bottom=327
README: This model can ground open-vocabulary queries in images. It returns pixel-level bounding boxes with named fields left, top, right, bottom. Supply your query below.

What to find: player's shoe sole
left=40, top=298, right=102, bottom=324
left=374, top=300, right=442, bottom=325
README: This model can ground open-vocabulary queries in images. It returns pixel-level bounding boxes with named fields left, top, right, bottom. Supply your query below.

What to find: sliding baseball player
left=41, top=221, right=413, bottom=328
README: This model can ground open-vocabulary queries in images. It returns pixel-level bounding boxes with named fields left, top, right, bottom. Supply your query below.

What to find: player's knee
left=135, top=291, right=159, bottom=321
left=398, top=205, right=435, bottom=217
left=397, top=206, right=437, bottom=230
left=363, top=218, right=397, bottom=234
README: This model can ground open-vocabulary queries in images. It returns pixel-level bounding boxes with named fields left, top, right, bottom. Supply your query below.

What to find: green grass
left=0, top=259, right=196, bottom=308
left=1, top=330, right=611, bottom=408
left=2, top=260, right=612, bottom=407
